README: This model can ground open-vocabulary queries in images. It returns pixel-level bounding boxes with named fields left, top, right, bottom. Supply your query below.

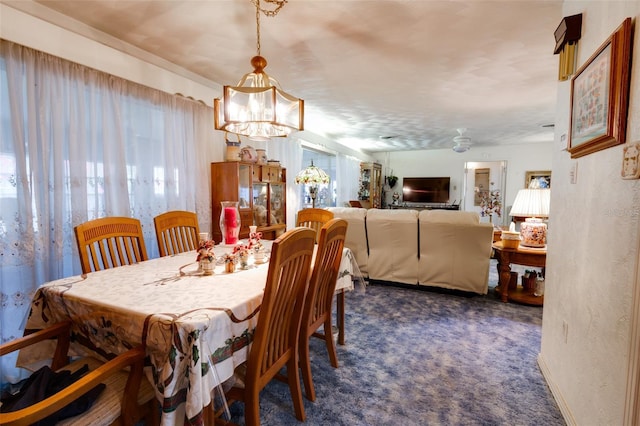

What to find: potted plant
left=386, top=175, right=398, bottom=189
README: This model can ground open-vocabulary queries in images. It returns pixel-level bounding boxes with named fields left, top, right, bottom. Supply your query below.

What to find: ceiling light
left=214, top=0, right=304, bottom=141
left=452, top=128, right=472, bottom=153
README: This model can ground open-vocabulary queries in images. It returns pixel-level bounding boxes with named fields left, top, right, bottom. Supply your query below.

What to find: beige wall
left=539, top=2, right=640, bottom=425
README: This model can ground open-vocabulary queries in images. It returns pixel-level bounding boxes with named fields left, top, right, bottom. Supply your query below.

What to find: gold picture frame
left=525, top=171, right=551, bottom=189
left=568, top=18, right=632, bottom=159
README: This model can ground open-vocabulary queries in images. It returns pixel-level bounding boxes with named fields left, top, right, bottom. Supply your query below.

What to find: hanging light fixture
left=295, top=160, right=330, bottom=208
left=452, top=128, right=472, bottom=153
left=214, top=0, right=304, bottom=141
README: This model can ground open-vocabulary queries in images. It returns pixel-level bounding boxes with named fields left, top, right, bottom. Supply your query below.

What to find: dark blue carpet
left=221, top=260, right=565, bottom=425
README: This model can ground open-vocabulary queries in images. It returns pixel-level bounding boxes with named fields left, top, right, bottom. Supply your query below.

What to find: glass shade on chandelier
left=509, top=188, right=551, bottom=248
left=214, top=56, right=304, bottom=141
left=295, top=160, right=330, bottom=208
left=213, top=0, right=303, bottom=141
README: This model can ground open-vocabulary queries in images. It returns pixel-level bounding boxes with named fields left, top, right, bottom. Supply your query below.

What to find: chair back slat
left=153, top=210, right=200, bottom=257
left=74, top=217, right=148, bottom=274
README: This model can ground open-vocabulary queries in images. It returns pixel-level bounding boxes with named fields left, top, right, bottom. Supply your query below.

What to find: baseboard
left=537, top=352, right=576, bottom=426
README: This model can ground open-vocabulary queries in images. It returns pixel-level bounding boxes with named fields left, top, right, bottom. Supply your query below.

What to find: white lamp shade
left=509, top=189, right=550, bottom=218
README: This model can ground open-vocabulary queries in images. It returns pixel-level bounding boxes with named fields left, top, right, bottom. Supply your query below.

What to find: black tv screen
left=402, top=177, right=450, bottom=204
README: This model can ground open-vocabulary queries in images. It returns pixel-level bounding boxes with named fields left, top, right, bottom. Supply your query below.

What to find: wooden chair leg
left=244, top=389, right=261, bottom=426
left=287, top=357, right=306, bottom=421
left=300, top=334, right=316, bottom=402
left=324, top=318, right=339, bottom=368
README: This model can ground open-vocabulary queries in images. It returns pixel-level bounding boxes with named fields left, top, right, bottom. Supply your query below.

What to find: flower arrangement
left=479, top=189, right=502, bottom=221
left=248, top=231, right=263, bottom=253
left=196, top=240, right=215, bottom=263
left=223, top=252, right=238, bottom=264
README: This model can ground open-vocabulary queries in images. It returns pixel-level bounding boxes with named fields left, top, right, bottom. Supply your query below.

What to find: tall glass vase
left=220, top=201, right=241, bottom=245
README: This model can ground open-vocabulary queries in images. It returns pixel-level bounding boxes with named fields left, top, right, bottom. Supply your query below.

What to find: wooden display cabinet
left=358, top=162, right=382, bottom=208
left=211, top=161, right=286, bottom=243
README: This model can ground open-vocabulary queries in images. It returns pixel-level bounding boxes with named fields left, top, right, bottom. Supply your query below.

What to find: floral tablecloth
left=18, top=243, right=357, bottom=425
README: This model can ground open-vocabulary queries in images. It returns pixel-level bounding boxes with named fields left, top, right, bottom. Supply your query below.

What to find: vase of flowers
left=234, top=244, right=251, bottom=270
left=480, top=188, right=502, bottom=224
left=196, top=240, right=216, bottom=275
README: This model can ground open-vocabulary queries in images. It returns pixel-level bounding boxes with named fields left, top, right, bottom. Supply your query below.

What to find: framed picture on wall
left=525, top=171, right=551, bottom=189
left=568, top=17, right=632, bottom=159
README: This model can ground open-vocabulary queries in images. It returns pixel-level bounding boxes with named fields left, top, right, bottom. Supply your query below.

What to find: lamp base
left=520, top=218, right=547, bottom=248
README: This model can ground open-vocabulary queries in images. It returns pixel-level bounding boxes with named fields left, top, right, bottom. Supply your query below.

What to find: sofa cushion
left=326, top=207, right=368, bottom=276
left=420, top=209, right=480, bottom=224
left=366, top=209, right=419, bottom=285
left=418, top=210, right=493, bottom=294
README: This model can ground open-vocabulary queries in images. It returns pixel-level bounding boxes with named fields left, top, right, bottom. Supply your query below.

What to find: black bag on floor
left=0, top=363, right=105, bottom=425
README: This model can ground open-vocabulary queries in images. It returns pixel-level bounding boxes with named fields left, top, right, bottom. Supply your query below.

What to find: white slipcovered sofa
left=327, top=207, right=494, bottom=294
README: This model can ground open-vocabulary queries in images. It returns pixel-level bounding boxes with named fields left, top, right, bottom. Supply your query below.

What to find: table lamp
left=295, top=160, right=330, bottom=208
left=509, top=188, right=550, bottom=247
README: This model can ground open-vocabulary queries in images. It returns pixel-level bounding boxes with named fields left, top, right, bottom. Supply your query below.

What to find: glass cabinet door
left=252, top=182, right=268, bottom=226
left=270, top=184, right=285, bottom=225
left=238, top=164, right=251, bottom=209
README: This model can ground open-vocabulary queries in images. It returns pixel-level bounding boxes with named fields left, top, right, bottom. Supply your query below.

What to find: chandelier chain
left=250, top=0, right=287, bottom=17
left=251, top=0, right=288, bottom=55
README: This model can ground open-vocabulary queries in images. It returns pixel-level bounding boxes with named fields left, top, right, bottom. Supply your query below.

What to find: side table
left=492, top=241, right=546, bottom=306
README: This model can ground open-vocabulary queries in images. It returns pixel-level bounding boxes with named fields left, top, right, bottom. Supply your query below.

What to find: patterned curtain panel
left=0, top=40, right=216, bottom=383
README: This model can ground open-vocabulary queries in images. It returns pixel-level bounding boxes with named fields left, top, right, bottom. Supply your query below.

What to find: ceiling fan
left=452, top=128, right=472, bottom=153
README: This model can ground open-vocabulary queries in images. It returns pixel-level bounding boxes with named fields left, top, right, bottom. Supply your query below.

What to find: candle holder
left=220, top=201, right=241, bottom=245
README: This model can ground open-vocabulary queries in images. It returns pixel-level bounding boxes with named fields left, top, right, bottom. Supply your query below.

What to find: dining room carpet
left=218, top=260, right=565, bottom=426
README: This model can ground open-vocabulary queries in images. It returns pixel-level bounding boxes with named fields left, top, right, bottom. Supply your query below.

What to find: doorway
left=462, top=161, right=507, bottom=226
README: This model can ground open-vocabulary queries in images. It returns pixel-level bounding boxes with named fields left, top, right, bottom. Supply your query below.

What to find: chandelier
left=214, top=0, right=304, bottom=141
left=295, top=160, right=330, bottom=208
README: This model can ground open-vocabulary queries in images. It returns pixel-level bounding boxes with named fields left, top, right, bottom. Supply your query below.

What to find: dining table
left=17, top=241, right=359, bottom=425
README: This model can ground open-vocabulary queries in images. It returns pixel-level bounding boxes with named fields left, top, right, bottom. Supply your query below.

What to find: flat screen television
left=402, top=177, right=450, bottom=204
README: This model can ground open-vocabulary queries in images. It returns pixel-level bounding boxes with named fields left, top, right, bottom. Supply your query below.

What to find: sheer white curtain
left=336, top=154, right=361, bottom=206
left=0, top=40, right=216, bottom=382
left=266, top=137, right=303, bottom=228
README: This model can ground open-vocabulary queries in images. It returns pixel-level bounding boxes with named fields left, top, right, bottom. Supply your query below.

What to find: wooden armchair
left=153, top=210, right=200, bottom=257
left=296, top=208, right=334, bottom=243
left=74, top=217, right=148, bottom=274
left=0, top=321, right=158, bottom=426
left=299, top=218, right=348, bottom=402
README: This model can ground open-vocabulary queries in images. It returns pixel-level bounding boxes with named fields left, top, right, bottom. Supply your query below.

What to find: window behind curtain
left=0, top=40, right=215, bottom=383
left=299, top=148, right=337, bottom=209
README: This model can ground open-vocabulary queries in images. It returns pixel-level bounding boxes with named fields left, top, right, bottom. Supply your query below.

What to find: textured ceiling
left=15, top=0, right=562, bottom=153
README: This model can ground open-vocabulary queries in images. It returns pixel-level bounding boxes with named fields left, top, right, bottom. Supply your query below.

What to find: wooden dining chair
left=153, top=210, right=200, bottom=257
left=220, top=227, right=316, bottom=426
left=296, top=208, right=334, bottom=243
left=299, top=218, right=348, bottom=402
left=0, top=321, right=158, bottom=426
left=74, top=217, right=148, bottom=274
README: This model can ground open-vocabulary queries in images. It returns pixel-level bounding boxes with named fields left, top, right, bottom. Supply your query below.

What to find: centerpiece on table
left=233, top=244, right=251, bottom=270
left=223, top=253, right=238, bottom=273
left=248, top=228, right=266, bottom=263
left=196, top=240, right=216, bottom=275
left=220, top=201, right=240, bottom=245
